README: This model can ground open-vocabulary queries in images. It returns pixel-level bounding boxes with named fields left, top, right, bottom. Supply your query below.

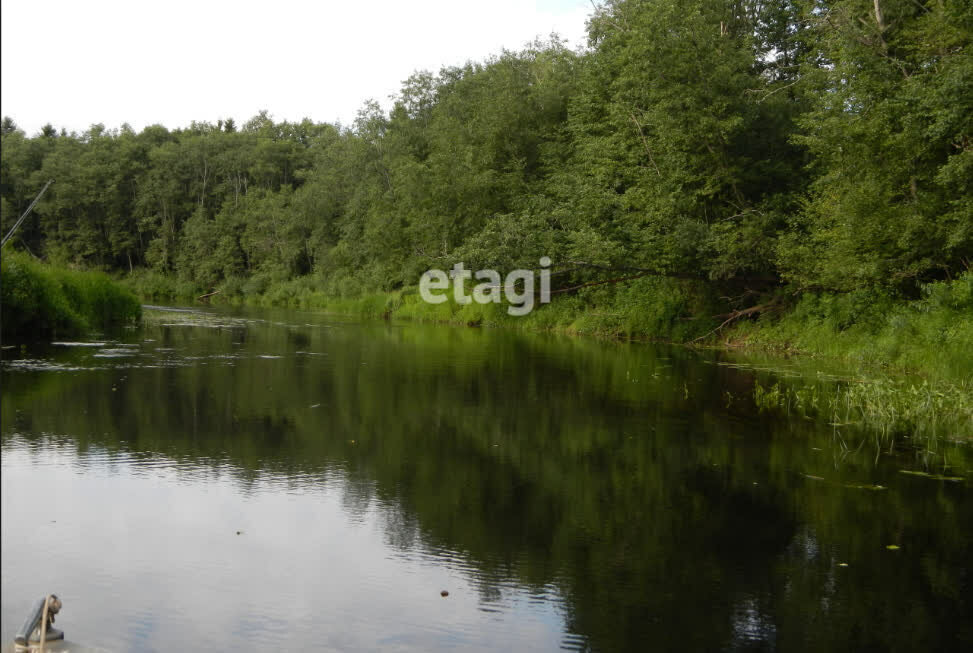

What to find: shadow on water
left=2, top=305, right=971, bottom=651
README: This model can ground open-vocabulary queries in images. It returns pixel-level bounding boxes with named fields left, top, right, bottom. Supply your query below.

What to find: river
left=2, top=306, right=970, bottom=651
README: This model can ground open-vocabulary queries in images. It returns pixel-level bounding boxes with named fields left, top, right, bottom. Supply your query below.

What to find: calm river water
left=1, top=306, right=970, bottom=651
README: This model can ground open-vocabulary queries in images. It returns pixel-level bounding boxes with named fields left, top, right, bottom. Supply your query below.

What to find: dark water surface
left=2, top=306, right=970, bottom=651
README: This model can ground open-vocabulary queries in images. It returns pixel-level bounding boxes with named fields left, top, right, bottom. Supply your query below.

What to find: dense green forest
left=2, top=0, right=971, bottom=359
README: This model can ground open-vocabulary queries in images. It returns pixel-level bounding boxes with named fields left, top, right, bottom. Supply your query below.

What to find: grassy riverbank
left=729, top=275, right=973, bottom=381
left=129, top=270, right=972, bottom=375
left=1, top=251, right=141, bottom=339
left=127, top=270, right=725, bottom=340
left=733, top=274, right=973, bottom=441
left=126, top=269, right=973, bottom=440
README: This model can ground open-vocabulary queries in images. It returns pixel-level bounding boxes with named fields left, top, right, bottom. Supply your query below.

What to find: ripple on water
left=0, top=432, right=581, bottom=652
left=93, top=347, right=140, bottom=358
left=1, top=358, right=89, bottom=372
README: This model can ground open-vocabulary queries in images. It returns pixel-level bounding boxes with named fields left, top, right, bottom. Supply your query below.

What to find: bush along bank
left=1, top=250, right=142, bottom=340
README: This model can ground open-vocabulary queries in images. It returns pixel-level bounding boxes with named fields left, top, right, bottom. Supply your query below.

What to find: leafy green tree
left=780, top=0, right=973, bottom=291
left=549, top=0, right=808, bottom=283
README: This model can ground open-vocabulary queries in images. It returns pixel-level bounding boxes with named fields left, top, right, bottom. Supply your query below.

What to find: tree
left=779, top=0, right=973, bottom=291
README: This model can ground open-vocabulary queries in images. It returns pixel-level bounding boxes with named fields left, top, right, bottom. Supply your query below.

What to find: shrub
left=1, top=251, right=141, bottom=339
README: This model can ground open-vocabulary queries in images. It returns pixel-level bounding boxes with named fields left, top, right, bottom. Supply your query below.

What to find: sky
left=1, top=0, right=592, bottom=136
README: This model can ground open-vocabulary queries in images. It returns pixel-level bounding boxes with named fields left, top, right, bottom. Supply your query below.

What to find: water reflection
left=2, top=306, right=971, bottom=651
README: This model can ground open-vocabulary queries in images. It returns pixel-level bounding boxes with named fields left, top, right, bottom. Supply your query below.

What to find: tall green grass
left=740, top=275, right=973, bottom=442
left=1, top=250, right=141, bottom=339
left=729, top=273, right=973, bottom=383
left=753, top=378, right=973, bottom=441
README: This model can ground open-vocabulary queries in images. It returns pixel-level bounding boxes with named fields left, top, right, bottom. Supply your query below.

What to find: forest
left=2, top=0, right=971, bottom=365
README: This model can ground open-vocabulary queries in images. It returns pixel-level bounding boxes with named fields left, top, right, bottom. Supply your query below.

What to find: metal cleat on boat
left=13, top=595, right=63, bottom=651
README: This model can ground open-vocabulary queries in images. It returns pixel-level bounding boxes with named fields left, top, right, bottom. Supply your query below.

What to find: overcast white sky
left=1, top=0, right=592, bottom=136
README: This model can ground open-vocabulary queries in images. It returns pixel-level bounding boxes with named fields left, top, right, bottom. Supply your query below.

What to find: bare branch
left=629, top=112, right=662, bottom=176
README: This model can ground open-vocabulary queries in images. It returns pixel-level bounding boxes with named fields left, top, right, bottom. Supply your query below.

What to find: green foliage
left=780, top=0, right=973, bottom=291
left=1, top=250, right=141, bottom=338
left=753, top=376, right=973, bottom=441
left=123, top=267, right=201, bottom=302
left=732, top=273, right=973, bottom=381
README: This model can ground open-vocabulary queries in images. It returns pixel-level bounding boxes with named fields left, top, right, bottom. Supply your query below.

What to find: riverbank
left=1, top=251, right=141, bottom=339
left=125, top=270, right=973, bottom=440
left=301, top=278, right=973, bottom=443
left=128, top=270, right=972, bottom=376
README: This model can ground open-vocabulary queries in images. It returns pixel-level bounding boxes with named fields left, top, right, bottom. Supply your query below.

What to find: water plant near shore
left=753, top=377, right=973, bottom=443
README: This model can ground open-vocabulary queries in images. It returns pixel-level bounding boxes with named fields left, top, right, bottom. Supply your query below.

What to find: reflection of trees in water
left=2, top=317, right=970, bottom=651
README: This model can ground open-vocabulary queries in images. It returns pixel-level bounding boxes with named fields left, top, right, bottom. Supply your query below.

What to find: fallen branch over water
left=692, top=301, right=782, bottom=343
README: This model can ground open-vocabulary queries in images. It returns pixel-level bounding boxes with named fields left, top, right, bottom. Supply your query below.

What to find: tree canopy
left=2, top=0, right=970, bottom=301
